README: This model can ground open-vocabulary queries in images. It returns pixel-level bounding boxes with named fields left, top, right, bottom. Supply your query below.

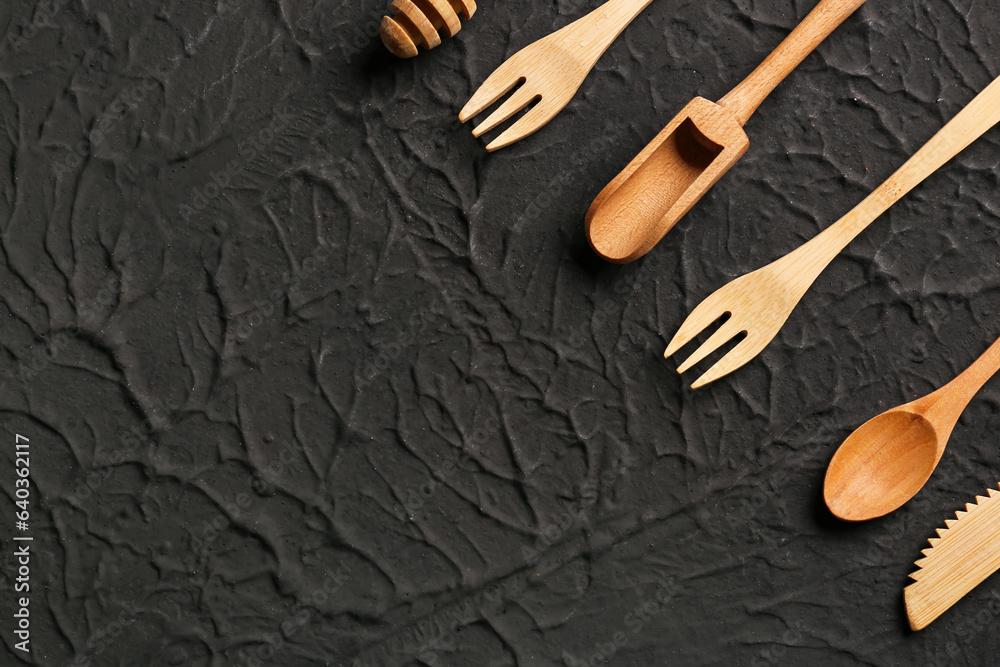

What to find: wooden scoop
left=586, top=0, right=866, bottom=263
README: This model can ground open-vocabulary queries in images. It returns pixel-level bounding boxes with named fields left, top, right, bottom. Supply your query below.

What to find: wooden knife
left=905, top=484, right=1000, bottom=630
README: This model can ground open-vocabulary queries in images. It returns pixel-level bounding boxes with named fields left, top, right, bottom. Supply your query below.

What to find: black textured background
left=2, top=0, right=1000, bottom=665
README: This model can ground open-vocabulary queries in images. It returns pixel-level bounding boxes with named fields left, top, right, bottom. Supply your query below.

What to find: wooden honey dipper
left=380, top=0, right=477, bottom=58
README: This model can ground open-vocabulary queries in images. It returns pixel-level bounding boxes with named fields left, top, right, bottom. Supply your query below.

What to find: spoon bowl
left=824, top=411, right=941, bottom=522
left=823, top=335, right=1000, bottom=522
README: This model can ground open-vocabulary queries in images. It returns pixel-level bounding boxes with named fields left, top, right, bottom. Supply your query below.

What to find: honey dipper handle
left=718, top=0, right=866, bottom=126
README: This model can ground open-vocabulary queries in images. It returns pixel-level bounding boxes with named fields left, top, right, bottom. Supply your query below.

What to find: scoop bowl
left=585, top=98, right=749, bottom=263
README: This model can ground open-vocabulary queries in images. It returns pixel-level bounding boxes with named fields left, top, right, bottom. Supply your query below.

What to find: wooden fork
left=664, top=73, right=1000, bottom=388
left=459, top=0, right=654, bottom=151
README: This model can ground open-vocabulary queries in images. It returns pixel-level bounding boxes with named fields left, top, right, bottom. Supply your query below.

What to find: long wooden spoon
left=586, top=0, right=865, bottom=263
left=824, top=337, right=1000, bottom=522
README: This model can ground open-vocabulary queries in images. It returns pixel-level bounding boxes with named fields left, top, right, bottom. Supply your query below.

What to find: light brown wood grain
left=717, top=0, right=866, bottom=126
left=586, top=99, right=748, bottom=262
left=380, top=0, right=476, bottom=58
left=824, top=336, right=1000, bottom=522
left=586, top=0, right=867, bottom=263
left=905, top=485, right=1000, bottom=631
left=664, top=73, right=1000, bottom=389
left=459, top=0, right=655, bottom=150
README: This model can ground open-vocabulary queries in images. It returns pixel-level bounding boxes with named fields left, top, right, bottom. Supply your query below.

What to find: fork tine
left=690, top=334, right=767, bottom=389
left=484, top=99, right=554, bottom=150
left=675, top=318, right=744, bottom=375
left=472, top=84, right=540, bottom=137
left=459, top=66, right=523, bottom=122
left=664, top=295, right=732, bottom=359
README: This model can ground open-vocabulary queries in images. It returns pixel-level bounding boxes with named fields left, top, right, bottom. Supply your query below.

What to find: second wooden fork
left=665, top=72, right=1000, bottom=388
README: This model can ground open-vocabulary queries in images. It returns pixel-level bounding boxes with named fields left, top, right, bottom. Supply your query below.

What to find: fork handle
left=798, top=73, right=1000, bottom=271
left=565, top=0, right=656, bottom=60
left=718, top=0, right=866, bottom=126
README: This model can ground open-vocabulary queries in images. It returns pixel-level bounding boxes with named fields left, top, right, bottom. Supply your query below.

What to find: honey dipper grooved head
left=380, top=17, right=419, bottom=58
left=380, top=0, right=476, bottom=58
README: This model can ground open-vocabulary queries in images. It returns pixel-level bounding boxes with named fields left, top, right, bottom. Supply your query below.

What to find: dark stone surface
left=1, top=0, right=1000, bottom=665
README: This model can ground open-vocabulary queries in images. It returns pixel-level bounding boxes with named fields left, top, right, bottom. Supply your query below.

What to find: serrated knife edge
left=904, top=484, right=1000, bottom=631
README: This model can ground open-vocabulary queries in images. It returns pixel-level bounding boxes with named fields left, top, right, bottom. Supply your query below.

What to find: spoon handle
left=928, top=335, right=1000, bottom=422
left=718, top=0, right=866, bottom=126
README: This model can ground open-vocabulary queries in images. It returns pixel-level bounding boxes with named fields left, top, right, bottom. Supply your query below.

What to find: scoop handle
left=718, top=0, right=866, bottom=126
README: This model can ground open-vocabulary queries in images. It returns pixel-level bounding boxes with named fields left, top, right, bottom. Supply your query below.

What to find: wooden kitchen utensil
left=586, top=0, right=866, bottom=263
left=824, top=336, right=1000, bottom=522
left=381, top=0, right=476, bottom=58
left=459, top=0, right=655, bottom=151
left=905, top=484, right=1000, bottom=631
left=665, top=73, right=1000, bottom=389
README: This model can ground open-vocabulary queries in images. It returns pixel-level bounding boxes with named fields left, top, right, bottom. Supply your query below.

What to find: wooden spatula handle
left=718, top=0, right=866, bottom=126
